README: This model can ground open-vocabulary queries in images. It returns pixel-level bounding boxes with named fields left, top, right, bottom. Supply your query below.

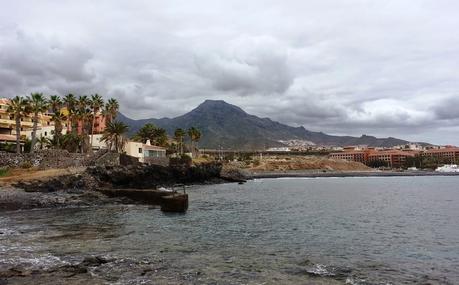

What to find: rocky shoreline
left=0, top=162, right=236, bottom=212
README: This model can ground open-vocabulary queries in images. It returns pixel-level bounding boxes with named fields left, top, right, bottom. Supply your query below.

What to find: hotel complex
left=329, top=146, right=459, bottom=168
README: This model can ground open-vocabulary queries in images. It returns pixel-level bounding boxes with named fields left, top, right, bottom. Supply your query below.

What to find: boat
left=435, top=164, right=459, bottom=173
left=160, top=193, right=189, bottom=213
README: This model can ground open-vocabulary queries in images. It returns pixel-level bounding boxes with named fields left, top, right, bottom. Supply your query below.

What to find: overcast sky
left=1, top=0, right=458, bottom=145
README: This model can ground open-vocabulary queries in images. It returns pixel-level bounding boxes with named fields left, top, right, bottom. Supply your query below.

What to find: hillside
left=118, top=100, right=416, bottom=149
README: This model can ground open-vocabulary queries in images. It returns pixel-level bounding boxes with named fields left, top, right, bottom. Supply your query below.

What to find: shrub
left=0, top=168, right=9, bottom=177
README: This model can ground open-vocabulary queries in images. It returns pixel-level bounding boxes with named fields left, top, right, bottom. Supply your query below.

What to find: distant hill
left=117, top=100, right=417, bottom=150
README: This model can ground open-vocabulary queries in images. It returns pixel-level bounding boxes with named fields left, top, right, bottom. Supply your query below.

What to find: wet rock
left=81, top=256, right=111, bottom=267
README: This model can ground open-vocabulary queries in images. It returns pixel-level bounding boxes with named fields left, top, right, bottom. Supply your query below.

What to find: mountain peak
left=118, top=100, right=413, bottom=149
left=192, top=99, right=246, bottom=114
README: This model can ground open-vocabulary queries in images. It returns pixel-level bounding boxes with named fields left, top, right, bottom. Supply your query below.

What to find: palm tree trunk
left=90, top=114, right=95, bottom=150
left=30, top=113, right=38, bottom=153
left=15, top=117, right=21, bottom=154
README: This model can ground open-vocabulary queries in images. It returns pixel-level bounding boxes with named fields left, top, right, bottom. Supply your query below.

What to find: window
left=139, top=148, right=142, bottom=154
left=44, top=131, right=47, bottom=136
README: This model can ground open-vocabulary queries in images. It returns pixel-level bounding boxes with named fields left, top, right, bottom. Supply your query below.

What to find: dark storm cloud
left=1, top=0, right=459, bottom=144
left=433, top=96, right=459, bottom=120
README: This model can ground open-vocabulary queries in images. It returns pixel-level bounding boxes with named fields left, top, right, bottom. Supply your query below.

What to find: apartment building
left=367, top=150, right=418, bottom=168
left=423, top=147, right=459, bottom=163
left=329, top=150, right=369, bottom=164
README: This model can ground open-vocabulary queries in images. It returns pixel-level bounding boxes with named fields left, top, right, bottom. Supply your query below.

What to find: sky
left=1, top=0, right=458, bottom=145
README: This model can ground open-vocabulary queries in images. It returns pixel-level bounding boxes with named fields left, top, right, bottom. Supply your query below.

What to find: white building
left=125, top=140, right=166, bottom=163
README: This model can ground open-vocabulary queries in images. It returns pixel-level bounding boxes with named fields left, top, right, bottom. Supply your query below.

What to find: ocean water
left=1, top=176, right=459, bottom=284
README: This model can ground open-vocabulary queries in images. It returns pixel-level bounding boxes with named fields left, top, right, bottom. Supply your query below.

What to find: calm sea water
left=1, top=177, right=459, bottom=284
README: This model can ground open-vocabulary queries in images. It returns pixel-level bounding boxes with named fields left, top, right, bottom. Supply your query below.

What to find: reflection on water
left=1, top=176, right=459, bottom=284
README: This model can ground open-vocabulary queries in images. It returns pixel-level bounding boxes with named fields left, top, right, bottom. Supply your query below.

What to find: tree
left=7, top=96, right=30, bottom=153
left=63, top=94, right=77, bottom=134
left=48, top=95, right=62, bottom=113
left=132, top=123, right=168, bottom=146
left=368, top=159, right=388, bottom=168
left=27, top=93, right=49, bottom=153
left=187, top=127, right=201, bottom=155
left=76, top=95, right=91, bottom=152
left=174, top=128, right=186, bottom=155
left=89, top=94, right=104, bottom=148
left=61, top=133, right=83, bottom=153
left=101, top=121, right=129, bottom=153
left=36, top=136, right=51, bottom=150
left=51, top=111, right=67, bottom=148
left=104, top=98, right=119, bottom=123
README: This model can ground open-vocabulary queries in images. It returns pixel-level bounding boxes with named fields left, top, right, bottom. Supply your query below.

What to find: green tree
left=89, top=94, right=104, bottom=147
left=51, top=111, right=67, bottom=148
left=101, top=121, right=129, bottom=153
left=104, top=98, right=119, bottom=123
left=61, top=133, right=82, bottom=153
left=76, top=95, right=91, bottom=152
left=27, top=93, right=49, bottom=153
left=187, top=127, right=202, bottom=155
left=132, top=123, right=168, bottom=146
left=48, top=95, right=62, bottom=113
left=6, top=96, right=30, bottom=153
left=36, top=136, right=51, bottom=150
left=63, top=94, right=77, bottom=134
left=174, top=128, right=186, bottom=155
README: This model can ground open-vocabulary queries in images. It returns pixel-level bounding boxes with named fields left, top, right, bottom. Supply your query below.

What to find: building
left=329, top=150, right=368, bottom=164
left=368, top=150, right=418, bottom=168
left=423, top=147, right=459, bottom=163
left=329, top=148, right=420, bottom=168
left=125, top=140, right=167, bottom=164
left=1, top=98, right=56, bottom=140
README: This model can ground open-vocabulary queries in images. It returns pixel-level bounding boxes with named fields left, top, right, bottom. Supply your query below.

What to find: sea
left=1, top=176, right=458, bottom=284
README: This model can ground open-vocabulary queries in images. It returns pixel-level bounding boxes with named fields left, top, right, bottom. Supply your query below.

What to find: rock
left=81, top=256, right=110, bottom=267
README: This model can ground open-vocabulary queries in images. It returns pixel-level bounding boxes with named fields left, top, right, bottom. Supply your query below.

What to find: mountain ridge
left=118, top=100, right=420, bottom=149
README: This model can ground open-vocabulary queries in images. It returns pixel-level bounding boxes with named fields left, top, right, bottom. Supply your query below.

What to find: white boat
left=435, top=164, right=459, bottom=172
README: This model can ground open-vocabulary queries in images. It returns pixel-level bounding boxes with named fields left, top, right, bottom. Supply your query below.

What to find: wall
left=0, top=150, right=95, bottom=169
left=125, top=141, right=143, bottom=161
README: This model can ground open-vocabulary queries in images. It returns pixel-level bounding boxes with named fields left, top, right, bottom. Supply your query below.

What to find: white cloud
left=1, top=0, right=459, bottom=144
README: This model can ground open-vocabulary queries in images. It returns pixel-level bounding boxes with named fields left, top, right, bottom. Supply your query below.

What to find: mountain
left=118, top=100, right=414, bottom=149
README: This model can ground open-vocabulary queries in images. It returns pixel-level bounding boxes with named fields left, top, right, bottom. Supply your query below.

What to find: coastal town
left=2, top=94, right=459, bottom=173
left=0, top=95, right=201, bottom=165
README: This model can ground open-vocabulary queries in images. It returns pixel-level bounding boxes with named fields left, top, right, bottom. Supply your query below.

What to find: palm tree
left=174, top=128, right=186, bottom=155
left=27, top=93, right=49, bottom=153
left=48, top=95, right=62, bottom=113
left=188, top=127, right=201, bottom=152
left=51, top=111, right=67, bottom=148
left=63, top=94, right=76, bottom=134
left=76, top=96, right=91, bottom=152
left=101, top=121, right=129, bottom=153
left=89, top=94, right=104, bottom=148
left=104, top=98, right=119, bottom=123
left=6, top=96, right=30, bottom=153
left=37, top=136, right=50, bottom=150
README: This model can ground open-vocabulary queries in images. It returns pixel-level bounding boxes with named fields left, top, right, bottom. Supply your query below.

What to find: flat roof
left=143, top=144, right=166, bottom=151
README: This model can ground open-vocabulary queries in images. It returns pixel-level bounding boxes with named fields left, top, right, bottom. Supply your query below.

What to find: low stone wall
left=94, top=152, right=120, bottom=167
left=0, top=150, right=95, bottom=169
left=144, top=157, right=169, bottom=167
